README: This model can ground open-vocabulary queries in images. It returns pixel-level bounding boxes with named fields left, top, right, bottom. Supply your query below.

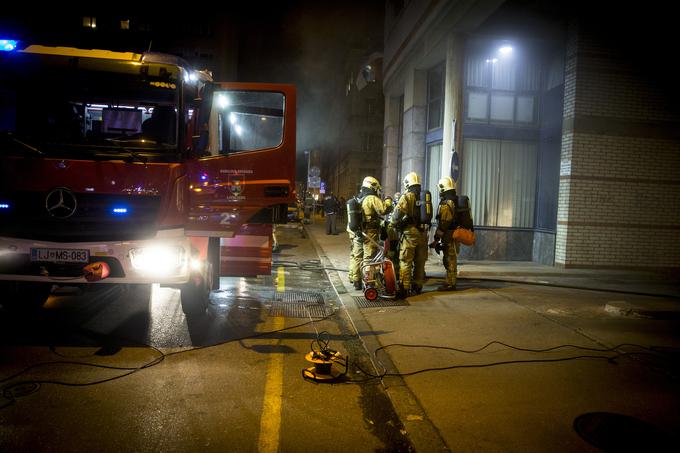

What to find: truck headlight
left=129, top=245, right=186, bottom=275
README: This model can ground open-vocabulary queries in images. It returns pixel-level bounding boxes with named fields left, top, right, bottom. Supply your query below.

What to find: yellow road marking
left=258, top=315, right=285, bottom=453
left=276, top=266, right=285, bottom=293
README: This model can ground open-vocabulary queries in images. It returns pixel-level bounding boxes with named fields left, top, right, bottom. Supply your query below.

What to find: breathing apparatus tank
left=456, top=195, right=474, bottom=230
left=416, top=189, right=433, bottom=226
left=347, top=196, right=363, bottom=233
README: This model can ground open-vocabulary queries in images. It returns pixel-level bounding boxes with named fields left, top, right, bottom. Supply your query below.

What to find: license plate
left=30, top=248, right=90, bottom=264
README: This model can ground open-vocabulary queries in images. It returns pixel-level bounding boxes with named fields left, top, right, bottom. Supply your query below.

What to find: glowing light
left=229, top=112, right=237, bottom=125
left=498, top=46, right=513, bottom=56
left=0, top=203, right=10, bottom=209
left=112, top=207, right=128, bottom=214
left=1, top=40, right=18, bottom=52
left=218, top=94, right=229, bottom=109
left=129, top=245, right=186, bottom=275
left=234, top=124, right=243, bottom=135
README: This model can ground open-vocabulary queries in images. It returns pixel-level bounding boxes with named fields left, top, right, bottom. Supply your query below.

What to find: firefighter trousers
left=442, top=239, right=460, bottom=286
left=398, top=226, right=428, bottom=290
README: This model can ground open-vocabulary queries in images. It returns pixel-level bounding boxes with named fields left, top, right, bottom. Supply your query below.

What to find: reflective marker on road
left=258, top=316, right=285, bottom=453
left=277, top=266, right=285, bottom=293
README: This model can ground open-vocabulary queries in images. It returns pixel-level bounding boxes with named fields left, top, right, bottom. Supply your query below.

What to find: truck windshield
left=0, top=52, right=181, bottom=160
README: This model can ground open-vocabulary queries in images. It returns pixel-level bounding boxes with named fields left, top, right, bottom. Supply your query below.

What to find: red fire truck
left=0, top=44, right=296, bottom=316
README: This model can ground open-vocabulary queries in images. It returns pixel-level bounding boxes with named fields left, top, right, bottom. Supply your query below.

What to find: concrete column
left=402, top=68, right=427, bottom=179
left=442, top=33, right=465, bottom=186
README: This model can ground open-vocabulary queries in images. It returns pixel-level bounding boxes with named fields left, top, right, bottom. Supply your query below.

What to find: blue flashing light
left=112, top=207, right=129, bottom=215
left=1, top=40, right=18, bottom=52
left=200, top=173, right=208, bottom=181
left=0, top=203, right=10, bottom=209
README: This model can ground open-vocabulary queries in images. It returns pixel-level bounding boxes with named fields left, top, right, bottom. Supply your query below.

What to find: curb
left=305, top=224, right=451, bottom=452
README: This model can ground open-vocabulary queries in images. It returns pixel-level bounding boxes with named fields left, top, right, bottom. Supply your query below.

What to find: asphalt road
left=2, top=222, right=680, bottom=452
left=0, top=227, right=411, bottom=452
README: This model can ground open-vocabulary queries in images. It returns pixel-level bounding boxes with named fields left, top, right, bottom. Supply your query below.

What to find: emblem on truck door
left=45, top=188, right=78, bottom=219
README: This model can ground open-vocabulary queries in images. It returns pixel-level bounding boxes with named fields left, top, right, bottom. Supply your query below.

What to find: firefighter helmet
left=403, top=172, right=420, bottom=190
left=437, top=176, right=455, bottom=194
left=362, top=176, right=381, bottom=192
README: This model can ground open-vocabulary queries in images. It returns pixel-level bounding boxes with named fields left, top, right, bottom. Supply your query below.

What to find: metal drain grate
left=270, top=291, right=332, bottom=318
left=354, top=296, right=409, bottom=308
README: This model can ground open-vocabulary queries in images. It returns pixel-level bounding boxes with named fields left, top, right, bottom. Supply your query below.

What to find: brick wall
left=556, top=20, right=680, bottom=268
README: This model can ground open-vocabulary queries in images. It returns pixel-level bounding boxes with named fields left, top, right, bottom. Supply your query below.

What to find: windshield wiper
left=104, top=138, right=148, bottom=164
left=1, top=132, right=45, bottom=156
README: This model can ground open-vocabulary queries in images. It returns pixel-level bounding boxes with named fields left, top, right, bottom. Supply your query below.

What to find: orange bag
left=453, top=227, right=475, bottom=246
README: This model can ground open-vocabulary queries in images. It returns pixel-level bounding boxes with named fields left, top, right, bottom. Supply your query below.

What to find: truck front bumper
left=0, top=231, right=196, bottom=285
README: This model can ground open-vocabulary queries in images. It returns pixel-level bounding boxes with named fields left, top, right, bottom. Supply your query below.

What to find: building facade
left=382, top=0, right=680, bottom=268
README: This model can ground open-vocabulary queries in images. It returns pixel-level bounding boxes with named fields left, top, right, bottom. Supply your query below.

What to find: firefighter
left=382, top=196, right=400, bottom=277
left=430, top=176, right=459, bottom=291
left=391, top=172, right=428, bottom=298
left=347, top=176, right=385, bottom=290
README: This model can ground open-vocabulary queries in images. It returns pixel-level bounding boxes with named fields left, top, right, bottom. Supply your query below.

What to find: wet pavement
left=1, top=217, right=680, bottom=452
left=305, top=215, right=680, bottom=452
left=0, top=226, right=411, bottom=452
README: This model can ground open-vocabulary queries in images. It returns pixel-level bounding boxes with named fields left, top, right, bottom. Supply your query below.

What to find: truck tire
left=0, top=281, right=53, bottom=311
left=180, top=262, right=213, bottom=317
left=208, top=237, right=221, bottom=291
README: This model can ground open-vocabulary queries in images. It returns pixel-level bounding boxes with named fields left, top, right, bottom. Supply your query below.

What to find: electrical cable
left=0, top=313, right=336, bottom=409
left=342, top=341, right=678, bottom=383
left=272, top=259, right=348, bottom=273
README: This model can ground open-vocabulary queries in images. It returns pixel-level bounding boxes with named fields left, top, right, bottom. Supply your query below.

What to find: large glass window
left=396, top=95, right=404, bottom=193
left=0, top=52, right=181, bottom=160
left=215, top=91, right=284, bottom=154
left=464, top=53, right=540, bottom=125
left=425, top=142, right=442, bottom=197
left=427, top=64, right=444, bottom=131
left=461, top=139, right=537, bottom=228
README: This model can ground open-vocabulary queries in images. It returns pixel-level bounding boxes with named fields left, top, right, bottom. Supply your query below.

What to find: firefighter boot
left=437, top=284, right=456, bottom=292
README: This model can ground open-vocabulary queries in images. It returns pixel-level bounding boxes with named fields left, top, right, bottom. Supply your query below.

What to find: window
left=396, top=95, right=404, bottom=193
left=425, top=142, right=442, bottom=197
left=427, top=64, right=444, bottom=131
left=120, top=20, right=130, bottom=30
left=215, top=91, right=285, bottom=154
left=82, top=17, right=96, bottom=29
left=464, top=53, right=539, bottom=125
left=461, top=139, right=537, bottom=228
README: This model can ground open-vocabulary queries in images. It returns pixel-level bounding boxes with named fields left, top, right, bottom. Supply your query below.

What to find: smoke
left=235, top=1, right=383, bottom=178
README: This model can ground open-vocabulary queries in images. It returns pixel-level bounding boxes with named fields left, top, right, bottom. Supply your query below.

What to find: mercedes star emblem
left=45, top=187, right=77, bottom=219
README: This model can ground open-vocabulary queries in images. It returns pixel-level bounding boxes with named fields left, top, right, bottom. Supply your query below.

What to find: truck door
left=185, top=83, right=296, bottom=276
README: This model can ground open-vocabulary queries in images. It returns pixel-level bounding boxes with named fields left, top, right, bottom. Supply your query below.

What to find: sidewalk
left=304, top=216, right=680, bottom=452
left=304, top=215, right=680, bottom=300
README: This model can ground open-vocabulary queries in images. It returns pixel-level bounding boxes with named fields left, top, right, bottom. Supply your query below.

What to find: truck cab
left=0, top=44, right=296, bottom=315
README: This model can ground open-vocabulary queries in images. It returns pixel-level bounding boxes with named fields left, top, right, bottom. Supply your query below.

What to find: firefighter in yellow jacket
left=430, top=176, right=459, bottom=291
left=347, top=176, right=385, bottom=290
left=390, top=172, right=428, bottom=298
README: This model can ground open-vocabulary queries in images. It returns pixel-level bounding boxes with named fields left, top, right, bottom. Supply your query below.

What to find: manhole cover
left=573, top=412, right=674, bottom=451
left=354, top=296, right=409, bottom=308
left=270, top=291, right=332, bottom=318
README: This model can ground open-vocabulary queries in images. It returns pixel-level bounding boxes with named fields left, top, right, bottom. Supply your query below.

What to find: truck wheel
left=0, top=281, right=53, bottom=311
left=208, top=237, right=221, bottom=291
left=180, top=263, right=212, bottom=317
